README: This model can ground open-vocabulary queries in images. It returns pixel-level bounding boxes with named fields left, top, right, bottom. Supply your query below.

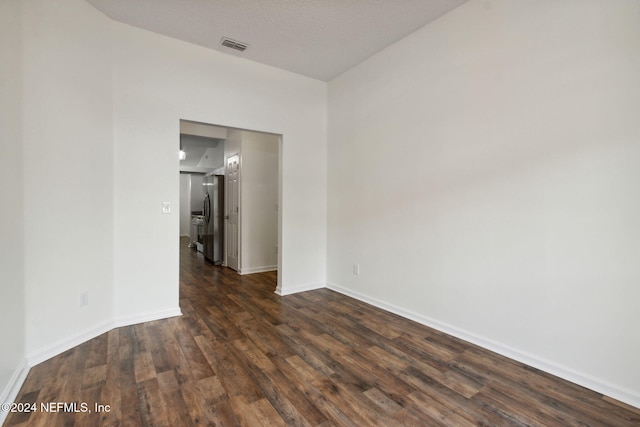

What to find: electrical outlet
left=353, top=264, right=360, bottom=275
left=80, top=291, right=89, bottom=306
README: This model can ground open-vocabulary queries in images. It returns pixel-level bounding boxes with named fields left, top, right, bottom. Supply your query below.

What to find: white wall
left=0, top=0, right=27, bottom=412
left=240, top=131, right=279, bottom=274
left=197, top=144, right=225, bottom=170
left=179, top=174, right=191, bottom=236
left=327, top=0, right=640, bottom=407
left=111, top=9, right=327, bottom=316
left=7, top=0, right=326, bottom=378
left=190, top=174, right=204, bottom=213
left=179, top=133, right=225, bottom=173
left=21, top=0, right=115, bottom=361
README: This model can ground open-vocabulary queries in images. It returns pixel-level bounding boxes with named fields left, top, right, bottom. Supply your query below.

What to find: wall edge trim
left=239, top=265, right=277, bottom=275
left=112, top=307, right=182, bottom=328
left=0, top=359, right=30, bottom=425
left=275, top=281, right=326, bottom=296
left=26, top=308, right=182, bottom=367
left=326, top=281, right=640, bottom=410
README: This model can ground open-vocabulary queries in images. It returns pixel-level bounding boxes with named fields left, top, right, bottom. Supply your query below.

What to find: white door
left=226, top=155, right=240, bottom=271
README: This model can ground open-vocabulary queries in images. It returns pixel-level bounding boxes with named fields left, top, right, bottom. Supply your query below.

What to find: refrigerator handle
left=203, top=194, right=207, bottom=221
left=204, top=194, right=211, bottom=223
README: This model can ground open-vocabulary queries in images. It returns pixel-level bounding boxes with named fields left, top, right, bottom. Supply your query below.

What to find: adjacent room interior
left=178, top=120, right=280, bottom=278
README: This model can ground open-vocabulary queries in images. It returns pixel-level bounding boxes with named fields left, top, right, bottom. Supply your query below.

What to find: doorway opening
left=178, top=119, right=282, bottom=290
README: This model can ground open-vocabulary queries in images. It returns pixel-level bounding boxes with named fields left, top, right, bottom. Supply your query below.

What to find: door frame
left=224, top=153, right=240, bottom=271
left=178, top=119, right=283, bottom=291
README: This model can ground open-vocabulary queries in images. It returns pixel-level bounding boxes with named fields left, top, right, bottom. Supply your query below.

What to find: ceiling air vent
left=220, top=37, right=249, bottom=52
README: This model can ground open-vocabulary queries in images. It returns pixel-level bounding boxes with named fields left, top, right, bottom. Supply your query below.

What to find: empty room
left=1, top=0, right=639, bottom=425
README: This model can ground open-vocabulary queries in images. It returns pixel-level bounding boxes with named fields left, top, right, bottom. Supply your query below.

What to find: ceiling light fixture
left=179, top=135, right=186, bottom=160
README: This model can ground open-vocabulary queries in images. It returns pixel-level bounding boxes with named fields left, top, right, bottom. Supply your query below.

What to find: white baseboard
left=275, top=281, right=326, bottom=296
left=239, top=265, right=277, bottom=275
left=26, top=307, right=182, bottom=367
left=0, top=359, right=30, bottom=425
left=26, top=319, right=115, bottom=367
left=326, top=282, right=640, bottom=410
left=113, top=307, right=182, bottom=328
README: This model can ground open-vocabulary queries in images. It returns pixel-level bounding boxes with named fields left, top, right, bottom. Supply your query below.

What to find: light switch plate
left=162, top=201, right=171, bottom=214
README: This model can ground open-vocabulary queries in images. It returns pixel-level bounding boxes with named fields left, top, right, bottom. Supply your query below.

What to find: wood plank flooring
left=4, top=238, right=640, bottom=426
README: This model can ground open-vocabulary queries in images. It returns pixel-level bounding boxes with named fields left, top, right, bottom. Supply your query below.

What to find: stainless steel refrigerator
left=202, top=174, right=224, bottom=265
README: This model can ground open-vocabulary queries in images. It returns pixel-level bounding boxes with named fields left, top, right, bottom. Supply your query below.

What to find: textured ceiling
left=85, top=0, right=468, bottom=81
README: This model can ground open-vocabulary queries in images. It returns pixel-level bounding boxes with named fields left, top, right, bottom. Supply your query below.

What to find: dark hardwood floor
left=4, top=238, right=639, bottom=426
